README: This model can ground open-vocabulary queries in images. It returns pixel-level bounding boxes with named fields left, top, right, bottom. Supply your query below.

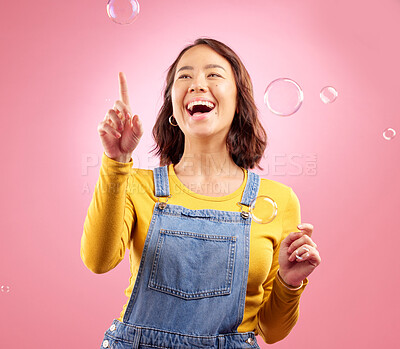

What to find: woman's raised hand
left=278, top=223, right=321, bottom=287
left=97, top=72, right=143, bottom=162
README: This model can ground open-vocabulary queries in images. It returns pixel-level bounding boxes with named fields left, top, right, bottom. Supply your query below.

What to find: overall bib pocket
left=148, top=229, right=236, bottom=300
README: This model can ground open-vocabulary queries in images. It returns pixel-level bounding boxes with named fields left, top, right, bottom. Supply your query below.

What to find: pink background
left=1, top=0, right=399, bottom=347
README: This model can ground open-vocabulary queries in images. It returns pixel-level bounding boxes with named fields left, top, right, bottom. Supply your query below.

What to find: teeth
left=187, top=100, right=215, bottom=111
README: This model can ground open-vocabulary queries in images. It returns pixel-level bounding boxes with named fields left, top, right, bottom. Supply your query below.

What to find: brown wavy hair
left=152, top=37, right=267, bottom=169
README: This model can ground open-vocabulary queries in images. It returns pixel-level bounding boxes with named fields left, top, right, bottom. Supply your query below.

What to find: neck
left=174, top=138, right=241, bottom=178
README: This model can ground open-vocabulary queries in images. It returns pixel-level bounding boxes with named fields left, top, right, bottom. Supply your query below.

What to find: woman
left=81, top=37, right=321, bottom=349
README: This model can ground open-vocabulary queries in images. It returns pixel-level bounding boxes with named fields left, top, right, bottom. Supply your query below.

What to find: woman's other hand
left=97, top=72, right=143, bottom=162
left=278, top=223, right=321, bottom=287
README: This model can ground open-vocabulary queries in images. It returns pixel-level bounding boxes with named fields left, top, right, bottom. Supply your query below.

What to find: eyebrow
left=176, top=64, right=226, bottom=73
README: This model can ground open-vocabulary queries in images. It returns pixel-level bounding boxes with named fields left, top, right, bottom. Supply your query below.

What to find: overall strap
left=153, top=166, right=170, bottom=197
left=240, top=170, right=260, bottom=206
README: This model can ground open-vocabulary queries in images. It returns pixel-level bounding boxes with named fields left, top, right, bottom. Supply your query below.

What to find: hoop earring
left=169, top=115, right=178, bottom=126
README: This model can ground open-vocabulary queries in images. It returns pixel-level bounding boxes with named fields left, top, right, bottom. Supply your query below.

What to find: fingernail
left=297, top=225, right=303, bottom=229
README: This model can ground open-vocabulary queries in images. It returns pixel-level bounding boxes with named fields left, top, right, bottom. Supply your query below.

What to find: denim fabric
left=101, top=319, right=259, bottom=349
left=101, top=166, right=261, bottom=349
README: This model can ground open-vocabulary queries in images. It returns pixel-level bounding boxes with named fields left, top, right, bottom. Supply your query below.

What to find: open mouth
left=186, top=101, right=215, bottom=117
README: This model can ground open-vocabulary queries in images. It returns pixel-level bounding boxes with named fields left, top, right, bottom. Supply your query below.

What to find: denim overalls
left=100, top=165, right=261, bottom=349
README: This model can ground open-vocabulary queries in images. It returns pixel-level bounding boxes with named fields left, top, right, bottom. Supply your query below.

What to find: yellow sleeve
left=256, top=188, right=309, bottom=344
left=80, top=152, right=136, bottom=274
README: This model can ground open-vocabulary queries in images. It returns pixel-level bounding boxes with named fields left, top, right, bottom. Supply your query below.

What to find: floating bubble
left=249, top=196, right=278, bottom=224
left=1, top=286, right=10, bottom=293
left=107, top=0, right=140, bottom=25
left=383, top=128, right=396, bottom=140
left=264, top=78, right=303, bottom=116
left=320, top=86, right=338, bottom=104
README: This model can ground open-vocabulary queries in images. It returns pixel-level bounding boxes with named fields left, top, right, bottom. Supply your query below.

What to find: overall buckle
left=157, top=195, right=171, bottom=210
left=236, top=202, right=250, bottom=219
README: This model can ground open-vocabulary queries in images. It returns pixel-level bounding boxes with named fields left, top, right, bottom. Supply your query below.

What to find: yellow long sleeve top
left=81, top=153, right=308, bottom=344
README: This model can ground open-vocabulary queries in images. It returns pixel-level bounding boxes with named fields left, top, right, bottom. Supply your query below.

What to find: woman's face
left=171, top=45, right=237, bottom=141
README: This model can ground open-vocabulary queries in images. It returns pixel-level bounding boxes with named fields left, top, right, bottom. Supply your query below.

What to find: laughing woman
left=81, top=37, right=321, bottom=349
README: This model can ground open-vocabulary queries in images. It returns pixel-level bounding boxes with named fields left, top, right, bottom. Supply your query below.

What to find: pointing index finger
left=118, top=72, right=131, bottom=106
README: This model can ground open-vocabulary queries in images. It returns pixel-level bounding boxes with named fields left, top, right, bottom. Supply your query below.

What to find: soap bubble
left=249, top=196, right=278, bottom=224
left=264, top=78, right=303, bottom=116
left=320, top=86, right=338, bottom=104
left=383, top=128, right=396, bottom=140
left=107, top=0, right=140, bottom=25
left=1, top=286, right=10, bottom=293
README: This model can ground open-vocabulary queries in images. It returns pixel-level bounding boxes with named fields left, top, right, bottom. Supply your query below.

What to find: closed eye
left=178, top=73, right=221, bottom=79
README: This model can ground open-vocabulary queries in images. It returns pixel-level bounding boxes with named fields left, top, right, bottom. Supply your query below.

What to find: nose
left=188, top=75, right=208, bottom=93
